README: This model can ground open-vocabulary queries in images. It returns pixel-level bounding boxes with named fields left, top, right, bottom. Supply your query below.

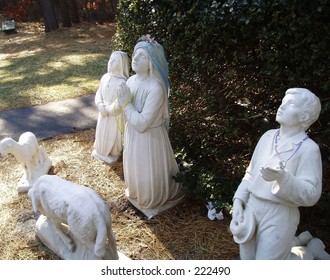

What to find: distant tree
left=0, top=0, right=118, bottom=24
left=109, top=0, right=118, bottom=21
left=97, top=0, right=106, bottom=24
left=59, top=0, right=72, bottom=27
left=82, top=0, right=91, bottom=22
left=41, top=0, right=59, bottom=32
left=69, top=0, right=80, bottom=24
left=29, top=0, right=43, bottom=21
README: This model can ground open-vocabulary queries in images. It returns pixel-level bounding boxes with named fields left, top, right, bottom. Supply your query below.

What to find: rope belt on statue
left=114, top=99, right=132, bottom=144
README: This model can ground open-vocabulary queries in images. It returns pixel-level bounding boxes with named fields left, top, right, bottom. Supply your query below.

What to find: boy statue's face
left=276, top=93, right=305, bottom=127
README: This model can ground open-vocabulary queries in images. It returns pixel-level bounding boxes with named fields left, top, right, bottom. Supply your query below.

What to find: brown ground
left=0, top=128, right=238, bottom=260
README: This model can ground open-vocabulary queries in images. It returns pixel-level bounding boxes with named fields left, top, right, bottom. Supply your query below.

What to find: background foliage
left=0, top=0, right=118, bottom=23
left=113, top=0, right=330, bottom=222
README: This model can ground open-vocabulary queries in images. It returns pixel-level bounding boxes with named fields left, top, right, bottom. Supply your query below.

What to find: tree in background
left=81, top=0, right=118, bottom=23
left=41, top=0, right=59, bottom=32
left=69, top=0, right=80, bottom=24
left=59, top=0, right=72, bottom=28
left=97, top=0, right=106, bottom=24
left=109, top=0, right=118, bottom=21
left=0, top=0, right=42, bottom=21
left=0, top=0, right=119, bottom=31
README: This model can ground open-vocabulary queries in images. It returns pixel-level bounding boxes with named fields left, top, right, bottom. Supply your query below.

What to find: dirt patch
left=0, top=128, right=238, bottom=260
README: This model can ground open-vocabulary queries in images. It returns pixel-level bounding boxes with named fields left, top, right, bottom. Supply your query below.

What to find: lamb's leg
left=106, top=223, right=119, bottom=259
left=52, top=220, right=76, bottom=252
left=21, top=164, right=28, bottom=180
left=94, top=220, right=108, bottom=258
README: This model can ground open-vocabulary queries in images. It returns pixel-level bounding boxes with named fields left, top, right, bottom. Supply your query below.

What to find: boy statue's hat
left=230, top=204, right=256, bottom=244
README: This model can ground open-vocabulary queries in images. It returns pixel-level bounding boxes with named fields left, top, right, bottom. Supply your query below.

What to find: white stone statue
left=117, top=35, right=183, bottom=218
left=291, top=231, right=330, bottom=260
left=92, top=51, right=130, bottom=164
left=230, top=88, right=329, bottom=259
left=28, top=174, right=119, bottom=260
left=0, top=131, right=51, bottom=193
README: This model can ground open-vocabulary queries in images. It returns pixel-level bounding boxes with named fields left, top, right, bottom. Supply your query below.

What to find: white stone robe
left=122, top=75, right=183, bottom=218
left=94, top=74, right=125, bottom=158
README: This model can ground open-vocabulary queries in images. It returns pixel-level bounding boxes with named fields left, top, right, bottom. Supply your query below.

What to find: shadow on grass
left=0, top=53, right=109, bottom=111
left=0, top=22, right=118, bottom=111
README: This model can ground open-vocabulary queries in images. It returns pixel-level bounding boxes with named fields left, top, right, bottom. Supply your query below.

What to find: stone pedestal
left=35, top=215, right=129, bottom=260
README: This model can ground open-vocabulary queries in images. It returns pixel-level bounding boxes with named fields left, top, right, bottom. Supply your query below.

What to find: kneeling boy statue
left=230, top=88, right=329, bottom=260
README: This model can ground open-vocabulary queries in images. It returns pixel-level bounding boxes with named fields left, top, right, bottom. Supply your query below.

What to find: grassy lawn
left=0, top=22, right=117, bottom=111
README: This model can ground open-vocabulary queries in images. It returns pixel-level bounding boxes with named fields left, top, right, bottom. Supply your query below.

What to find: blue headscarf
left=134, top=35, right=170, bottom=95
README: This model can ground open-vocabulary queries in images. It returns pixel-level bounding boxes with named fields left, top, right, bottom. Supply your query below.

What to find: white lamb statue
left=28, top=174, right=119, bottom=260
left=0, top=131, right=52, bottom=193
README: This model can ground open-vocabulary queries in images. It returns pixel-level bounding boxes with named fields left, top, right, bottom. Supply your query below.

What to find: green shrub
left=113, top=0, right=330, bottom=215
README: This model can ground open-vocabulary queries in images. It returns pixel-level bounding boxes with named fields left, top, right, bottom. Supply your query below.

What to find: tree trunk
left=69, top=0, right=80, bottom=24
left=41, top=0, right=59, bottom=33
left=97, top=0, right=106, bottom=25
left=59, top=0, right=72, bottom=28
left=83, top=0, right=91, bottom=22
left=109, top=0, right=118, bottom=21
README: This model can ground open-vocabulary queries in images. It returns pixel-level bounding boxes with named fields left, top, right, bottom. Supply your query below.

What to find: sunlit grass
left=0, top=22, right=115, bottom=111
left=0, top=52, right=108, bottom=111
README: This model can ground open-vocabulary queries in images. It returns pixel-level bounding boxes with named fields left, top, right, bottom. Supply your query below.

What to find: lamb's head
left=0, top=138, right=13, bottom=156
left=28, top=185, right=41, bottom=213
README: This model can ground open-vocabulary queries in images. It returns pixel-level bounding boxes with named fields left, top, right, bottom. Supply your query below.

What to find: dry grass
left=0, top=128, right=239, bottom=260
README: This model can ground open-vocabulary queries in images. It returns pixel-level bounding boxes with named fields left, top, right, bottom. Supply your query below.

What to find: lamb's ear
left=0, top=139, right=12, bottom=155
left=3, top=139, right=12, bottom=147
left=28, top=188, right=39, bottom=213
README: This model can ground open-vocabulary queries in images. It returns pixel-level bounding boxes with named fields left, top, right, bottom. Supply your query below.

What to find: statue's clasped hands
left=117, top=81, right=132, bottom=108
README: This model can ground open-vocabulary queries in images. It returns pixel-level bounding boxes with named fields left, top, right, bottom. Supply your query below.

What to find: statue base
left=126, top=188, right=183, bottom=219
left=35, top=215, right=128, bottom=260
left=92, top=150, right=119, bottom=164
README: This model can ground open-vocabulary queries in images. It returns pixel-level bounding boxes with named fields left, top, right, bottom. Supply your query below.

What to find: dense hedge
left=112, top=0, right=330, bottom=218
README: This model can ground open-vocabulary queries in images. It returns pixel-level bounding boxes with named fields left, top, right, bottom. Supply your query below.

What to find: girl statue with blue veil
left=117, top=35, right=183, bottom=218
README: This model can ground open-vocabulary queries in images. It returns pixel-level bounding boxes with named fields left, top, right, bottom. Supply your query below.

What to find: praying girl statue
left=230, top=88, right=329, bottom=259
left=92, top=51, right=129, bottom=164
left=116, top=35, right=183, bottom=218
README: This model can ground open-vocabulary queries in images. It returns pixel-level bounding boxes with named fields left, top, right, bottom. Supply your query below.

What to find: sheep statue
left=0, top=131, right=51, bottom=193
left=28, top=174, right=119, bottom=260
